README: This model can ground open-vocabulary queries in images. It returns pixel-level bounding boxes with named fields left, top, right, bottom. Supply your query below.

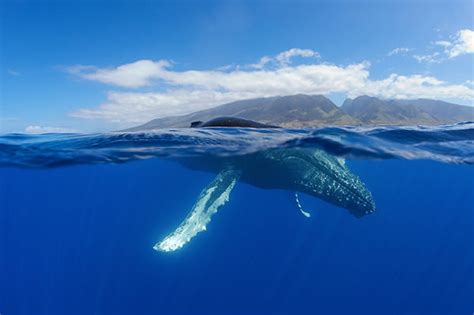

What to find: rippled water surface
left=0, top=124, right=473, bottom=315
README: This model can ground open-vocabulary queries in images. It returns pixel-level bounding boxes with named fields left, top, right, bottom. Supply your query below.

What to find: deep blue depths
left=0, top=158, right=473, bottom=315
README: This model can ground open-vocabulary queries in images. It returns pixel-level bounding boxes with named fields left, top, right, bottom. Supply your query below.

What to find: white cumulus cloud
left=67, top=49, right=474, bottom=124
left=434, top=40, right=452, bottom=48
left=413, top=52, right=442, bottom=63
left=353, top=74, right=473, bottom=100
left=445, top=29, right=474, bottom=58
left=248, top=48, right=320, bottom=69
left=431, top=29, right=474, bottom=59
left=66, top=60, right=171, bottom=88
left=411, top=29, right=473, bottom=64
left=387, top=47, right=411, bottom=56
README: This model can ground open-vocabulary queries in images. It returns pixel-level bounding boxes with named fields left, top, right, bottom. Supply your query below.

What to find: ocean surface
left=0, top=123, right=473, bottom=315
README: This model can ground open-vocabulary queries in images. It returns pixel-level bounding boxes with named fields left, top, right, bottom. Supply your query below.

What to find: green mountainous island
left=125, top=94, right=473, bottom=130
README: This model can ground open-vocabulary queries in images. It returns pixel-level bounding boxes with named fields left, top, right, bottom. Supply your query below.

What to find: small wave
left=0, top=123, right=473, bottom=168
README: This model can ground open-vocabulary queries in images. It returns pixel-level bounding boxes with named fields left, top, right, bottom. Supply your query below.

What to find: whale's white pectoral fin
left=154, top=168, right=241, bottom=252
left=295, top=193, right=311, bottom=218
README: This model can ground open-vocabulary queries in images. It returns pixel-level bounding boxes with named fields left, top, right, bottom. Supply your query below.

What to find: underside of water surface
left=0, top=124, right=473, bottom=314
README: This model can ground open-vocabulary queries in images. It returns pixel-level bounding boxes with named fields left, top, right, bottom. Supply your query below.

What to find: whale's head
left=255, top=148, right=376, bottom=217
left=293, top=149, right=375, bottom=217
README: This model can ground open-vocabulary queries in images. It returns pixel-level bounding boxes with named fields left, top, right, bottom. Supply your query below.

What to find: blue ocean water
left=0, top=124, right=473, bottom=315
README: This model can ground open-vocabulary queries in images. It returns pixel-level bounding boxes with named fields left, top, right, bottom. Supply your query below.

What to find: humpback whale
left=190, top=116, right=280, bottom=128
left=155, top=117, right=376, bottom=252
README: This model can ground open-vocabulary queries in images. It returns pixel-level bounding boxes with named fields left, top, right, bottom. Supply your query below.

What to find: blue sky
left=1, top=0, right=473, bottom=133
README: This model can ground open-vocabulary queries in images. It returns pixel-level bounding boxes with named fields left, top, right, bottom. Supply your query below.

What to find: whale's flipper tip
left=300, top=209, right=311, bottom=218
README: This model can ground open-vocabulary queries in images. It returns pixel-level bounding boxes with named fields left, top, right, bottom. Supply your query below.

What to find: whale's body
left=155, top=117, right=376, bottom=252
left=190, top=116, right=280, bottom=128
